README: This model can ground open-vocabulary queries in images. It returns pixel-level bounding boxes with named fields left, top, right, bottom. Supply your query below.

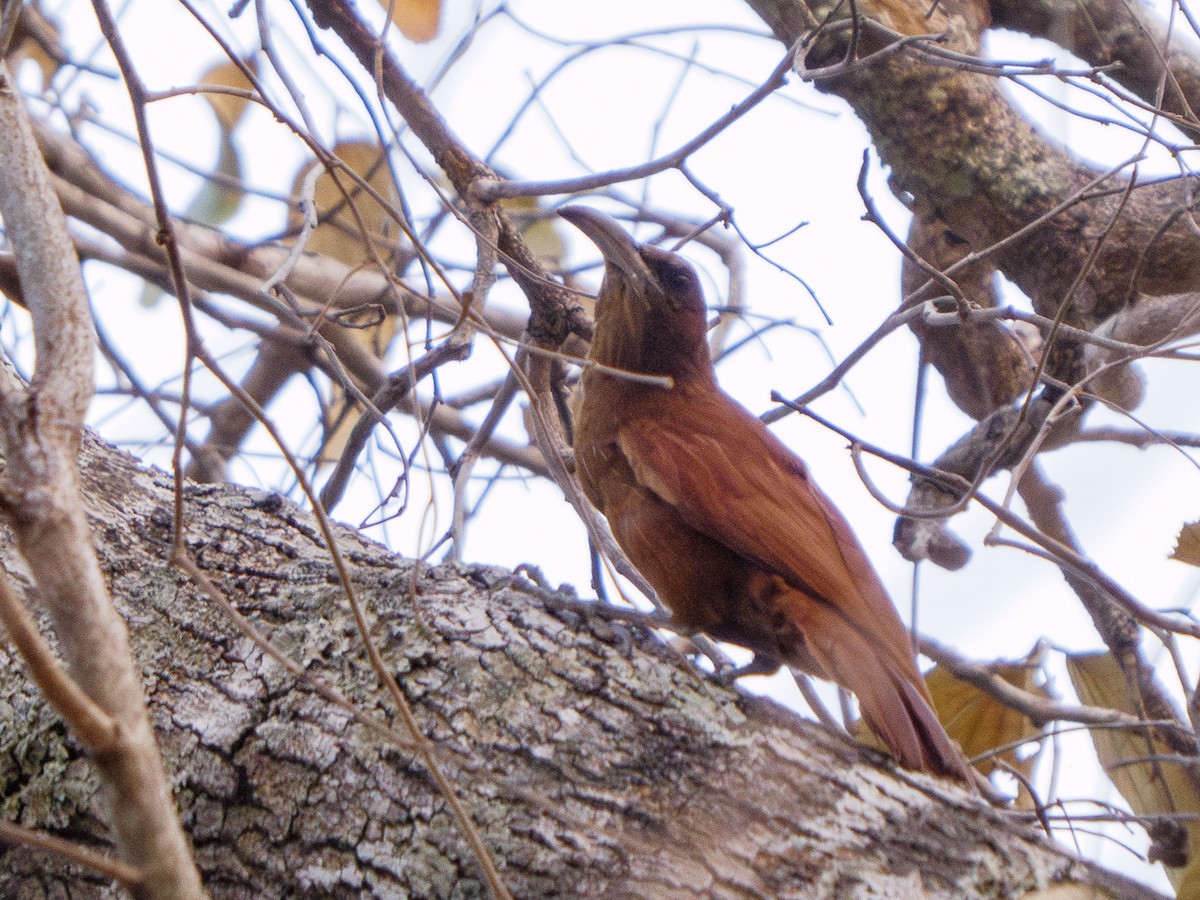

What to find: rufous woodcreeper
left=561, top=205, right=973, bottom=784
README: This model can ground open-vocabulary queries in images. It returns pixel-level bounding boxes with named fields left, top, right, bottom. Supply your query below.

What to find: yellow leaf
left=924, top=659, right=1045, bottom=780
left=1180, top=862, right=1200, bottom=900
left=290, top=140, right=402, bottom=269
left=319, top=388, right=363, bottom=466
left=141, top=58, right=257, bottom=308
left=500, top=194, right=566, bottom=269
left=1172, top=521, right=1200, bottom=568
left=289, top=142, right=404, bottom=463
left=10, top=6, right=64, bottom=87
left=1068, top=651, right=1200, bottom=891
left=850, top=651, right=1046, bottom=800
left=199, top=57, right=259, bottom=133
left=379, top=0, right=441, bottom=43
left=1019, top=887, right=1115, bottom=899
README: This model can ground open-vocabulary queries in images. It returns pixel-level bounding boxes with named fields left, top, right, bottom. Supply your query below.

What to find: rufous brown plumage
left=561, top=205, right=973, bottom=785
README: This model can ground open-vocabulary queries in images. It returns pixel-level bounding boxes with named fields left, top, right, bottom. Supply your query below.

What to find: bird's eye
left=654, top=257, right=695, bottom=292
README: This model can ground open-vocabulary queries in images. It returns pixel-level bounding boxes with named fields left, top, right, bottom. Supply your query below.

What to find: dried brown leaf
left=378, top=0, right=441, bottom=43
left=290, top=141, right=403, bottom=462
left=199, top=57, right=259, bottom=132
left=1171, top=521, right=1200, bottom=568
left=924, top=660, right=1045, bottom=772
left=1068, top=651, right=1200, bottom=891
left=850, top=652, right=1045, bottom=804
left=290, top=140, right=401, bottom=268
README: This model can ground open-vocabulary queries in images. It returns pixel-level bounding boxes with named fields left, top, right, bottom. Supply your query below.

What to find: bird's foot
left=499, top=565, right=673, bottom=630
left=715, top=653, right=783, bottom=685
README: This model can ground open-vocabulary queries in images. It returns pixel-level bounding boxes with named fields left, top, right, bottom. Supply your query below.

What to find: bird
left=559, top=205, right=974, bottom=785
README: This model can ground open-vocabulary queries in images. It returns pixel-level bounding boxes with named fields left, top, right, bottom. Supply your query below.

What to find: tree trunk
left=0, top=432, right=1164, bottom=898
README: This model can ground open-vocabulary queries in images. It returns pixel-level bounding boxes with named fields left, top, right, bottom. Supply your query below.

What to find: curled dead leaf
left=1171, top=521, right=1200, bottom=568
left=378, top=0, right=441, bottom=43
left=1068, top=651, right=1200, bottom=892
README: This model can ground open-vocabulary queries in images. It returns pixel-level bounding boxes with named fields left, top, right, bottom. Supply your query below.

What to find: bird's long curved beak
left=558, top=206, right=655, bottom=289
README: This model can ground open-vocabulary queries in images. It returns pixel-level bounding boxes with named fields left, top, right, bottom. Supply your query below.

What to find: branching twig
left=0, top=45, right=205, bottom=895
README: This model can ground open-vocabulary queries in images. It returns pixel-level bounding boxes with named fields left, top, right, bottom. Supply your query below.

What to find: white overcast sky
left=29, top=1, right=1200, bottom=889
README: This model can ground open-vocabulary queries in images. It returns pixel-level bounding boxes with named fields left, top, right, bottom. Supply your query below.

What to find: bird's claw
left=716, top=653, right=783, bottom=685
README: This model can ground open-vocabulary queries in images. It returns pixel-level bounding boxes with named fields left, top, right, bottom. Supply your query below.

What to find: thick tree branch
left=305, top=0, right=589, bottom=350
left=991, top=0, right=1200, bottom=136
left=0, top=431, right=1172, bottom=900
left=0, top=58, right=204, bottom=898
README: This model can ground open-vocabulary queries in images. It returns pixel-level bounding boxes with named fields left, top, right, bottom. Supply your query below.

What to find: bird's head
left=559, top=206, right=712, bottom=382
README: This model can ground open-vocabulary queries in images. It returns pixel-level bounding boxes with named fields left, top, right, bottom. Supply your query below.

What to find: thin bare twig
left=0, top=819, right=143, bottom=887
left=0, top=36, right=205, bottom=894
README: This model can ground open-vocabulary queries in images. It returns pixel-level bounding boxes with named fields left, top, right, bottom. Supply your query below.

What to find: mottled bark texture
left=902, top=206, right=1038, bottom=421
left=743, top=2, right=1199, bottom=821
left=0, top=432, right=1165, bottom=899
left=744, top=0, right=1200, bottom=559
left=0, top=55, right=203, bottom=897
left=806, top=0, right=1200, bottom=329
left=991, top=0, right=1200, bottom=138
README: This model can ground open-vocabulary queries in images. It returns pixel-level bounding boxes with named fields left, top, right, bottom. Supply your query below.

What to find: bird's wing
left=616, top=393, right=921, bottom=681
left=618, top=394, right=980, bottom=780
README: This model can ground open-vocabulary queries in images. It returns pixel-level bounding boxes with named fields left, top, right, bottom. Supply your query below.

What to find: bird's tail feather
left=872, top=669, right=975, bottom=786
left=800, top=602, right=975, bottom=787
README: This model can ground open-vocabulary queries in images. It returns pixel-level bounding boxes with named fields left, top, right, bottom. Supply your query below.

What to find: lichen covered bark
left=0, top=433, right=1161, bottom=898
